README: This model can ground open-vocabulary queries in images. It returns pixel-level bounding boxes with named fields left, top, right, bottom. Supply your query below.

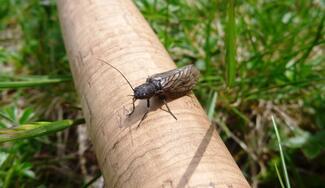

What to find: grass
left=272, top=116, right=291, bottom=188
left=0, top=119, right=84, bottom=143
left=0, top=0, right=324, bottom=187
left=0, top=75, right=71, bottom=89
left=207, top=91, right=218, bottom=120
left=225, top=0, right=236, bottom=87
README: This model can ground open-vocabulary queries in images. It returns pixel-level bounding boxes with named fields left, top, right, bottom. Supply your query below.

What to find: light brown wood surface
left=57, top=0, right=250, bottom=187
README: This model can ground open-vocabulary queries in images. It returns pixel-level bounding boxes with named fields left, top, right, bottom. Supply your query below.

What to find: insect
left=97, top=58, right=200, bottom=127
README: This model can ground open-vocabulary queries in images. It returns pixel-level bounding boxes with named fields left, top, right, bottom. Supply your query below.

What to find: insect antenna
left=97, top=58, right=135, bottom=91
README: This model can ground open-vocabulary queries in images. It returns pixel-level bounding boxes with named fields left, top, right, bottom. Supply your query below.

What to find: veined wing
left=148, top=65, right=200, bottom=94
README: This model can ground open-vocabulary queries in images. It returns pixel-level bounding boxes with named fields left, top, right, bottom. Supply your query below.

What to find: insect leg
left=160, top=96, right=177, bottom=120
left=127, top=98, right=136, bottom=116
left=137, top=99, right=150, bottom=128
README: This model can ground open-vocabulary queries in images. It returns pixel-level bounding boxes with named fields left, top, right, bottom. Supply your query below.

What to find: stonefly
left=97, top=58, right=200, bottom=128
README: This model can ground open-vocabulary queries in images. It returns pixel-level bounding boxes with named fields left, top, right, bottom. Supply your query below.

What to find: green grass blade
left=225, top=0, right=236, bottom=87
left=0, top=111, right=19, bottom=127
left=274, top=162, right=285, bottom=188
left=207, top=91, right=218, bottom=120
left=3, top=165, right=15, bottom=188
left=0, top=119, right=84, bottom=143
left=272, top=116, right=291, bottom=188
left=0, top=75, right=71, bottom=89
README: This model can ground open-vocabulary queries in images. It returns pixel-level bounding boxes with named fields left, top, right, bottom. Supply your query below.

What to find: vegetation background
left=0, top=0, right=324, bottom=187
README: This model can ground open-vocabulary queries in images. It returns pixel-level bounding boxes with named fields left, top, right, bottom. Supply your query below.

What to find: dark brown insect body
left=134, top=65, right=200, bottom=98
left=97, top=58, right=200, bottom=127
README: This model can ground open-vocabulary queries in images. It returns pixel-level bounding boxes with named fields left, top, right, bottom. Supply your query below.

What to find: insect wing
left=148, top=65, right=200, bottom=94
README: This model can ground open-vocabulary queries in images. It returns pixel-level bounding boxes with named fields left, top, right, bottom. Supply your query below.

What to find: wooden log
left=57, top=0, right=250, bottom=187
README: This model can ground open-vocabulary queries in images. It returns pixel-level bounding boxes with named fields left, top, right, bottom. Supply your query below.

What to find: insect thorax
left=133, top=83, right=157, bottom=99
